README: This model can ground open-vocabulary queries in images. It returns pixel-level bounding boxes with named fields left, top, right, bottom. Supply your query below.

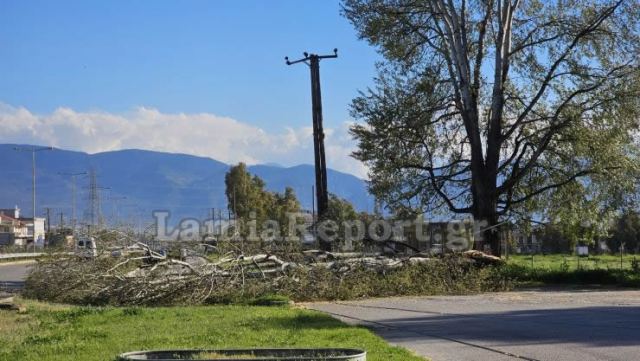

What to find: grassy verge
left=508, top=254, right=639, bottom=271
left=0, top=299, right=425, bottom=361
left=504, top=254, right=640, bottom=287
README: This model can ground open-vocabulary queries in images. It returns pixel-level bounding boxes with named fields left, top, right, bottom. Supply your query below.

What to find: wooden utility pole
left=311, top=185, right=315, bottom=223
left=285, top=49, right=337, bottom=250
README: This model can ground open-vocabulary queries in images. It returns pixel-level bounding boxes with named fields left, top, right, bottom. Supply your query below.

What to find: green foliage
left=225, top=163, right=302, bottom=242
left=536, top=224, right=572, bottom=254
left=545, top=182, right=616, bottom=247
left=225, top=162, right=273, bottom=225
left=225, top=168, right=361, bottom=250
left=609, top=210, right=640, bottom=253
left=632, top=257, right=640, bottom=274
left=523, top=209, right=640, bottom=253
left=321, top=194, right=360, bottom=249
left=326, top=193, right=358, bottom=223
left=343, top=0, right=640, bottom=248
left=273, top=186, right=302, bottom=238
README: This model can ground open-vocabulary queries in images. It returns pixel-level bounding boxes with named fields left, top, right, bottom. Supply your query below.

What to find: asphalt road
left=0, top=261, right=33, bottom=293
left=308, top=290, right=640, bottom=361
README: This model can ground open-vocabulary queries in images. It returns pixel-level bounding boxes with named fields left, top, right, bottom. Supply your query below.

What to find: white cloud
left=0, top=103, right=367, bottom=178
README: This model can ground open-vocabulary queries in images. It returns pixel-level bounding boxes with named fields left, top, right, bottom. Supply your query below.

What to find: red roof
left=0, top=214, right=24, bottom=225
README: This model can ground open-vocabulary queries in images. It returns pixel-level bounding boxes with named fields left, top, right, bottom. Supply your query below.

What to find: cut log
left=462, top=250, right=504, bottom=265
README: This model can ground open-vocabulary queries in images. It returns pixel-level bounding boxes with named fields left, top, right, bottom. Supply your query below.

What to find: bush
left=632, top=257, right=639, bottom=274
left=501, top=263, right=640, bottom=287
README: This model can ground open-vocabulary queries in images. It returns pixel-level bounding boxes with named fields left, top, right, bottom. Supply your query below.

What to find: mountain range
left=0, top=144, right=373, bottom=226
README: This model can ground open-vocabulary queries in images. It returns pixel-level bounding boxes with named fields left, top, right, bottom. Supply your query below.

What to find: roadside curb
left=0, top=259, right=38, bottom=266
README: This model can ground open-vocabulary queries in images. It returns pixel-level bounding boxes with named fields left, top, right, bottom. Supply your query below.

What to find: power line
left=59, top=171, right=87, bottom=234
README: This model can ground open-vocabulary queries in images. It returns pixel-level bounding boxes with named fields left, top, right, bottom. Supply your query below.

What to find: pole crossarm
left=58, top=172, right=87, bottom=176
left=13, top=146, right=53, bottom=153
left=285, top=48, right=338, bottom=66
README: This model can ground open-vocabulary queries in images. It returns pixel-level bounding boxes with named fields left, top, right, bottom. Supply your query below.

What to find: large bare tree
left=344, top=0, right=640, bottom=254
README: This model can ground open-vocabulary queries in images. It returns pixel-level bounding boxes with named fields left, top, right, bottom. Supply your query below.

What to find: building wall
left=400, top=220, right=475, bottom=254
left=0, top=233, right=14, bottom=246
left=0, top=207, right=32, bottom=247
left=31, top=218, right=46, bottom=246
left=0, top=215, right=27, bottom=246
left=514, top=232, right=541, bottom=254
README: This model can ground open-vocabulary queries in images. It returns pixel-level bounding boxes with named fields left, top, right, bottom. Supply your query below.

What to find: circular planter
left=117, top=348, right=366, bottom=361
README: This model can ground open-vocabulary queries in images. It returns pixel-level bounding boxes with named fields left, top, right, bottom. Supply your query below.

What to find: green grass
left=503, top=254, right=640, bottom=287
left=0, top=299, right=425, bottom=361
left=508, top=254, right=639, bottom=271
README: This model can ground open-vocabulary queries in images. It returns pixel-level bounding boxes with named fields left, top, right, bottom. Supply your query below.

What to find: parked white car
left=75, top=237, right=98, bottom=258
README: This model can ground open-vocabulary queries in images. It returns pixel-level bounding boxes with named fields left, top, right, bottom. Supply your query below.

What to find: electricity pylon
left=86, top=168, right=109, bottom=231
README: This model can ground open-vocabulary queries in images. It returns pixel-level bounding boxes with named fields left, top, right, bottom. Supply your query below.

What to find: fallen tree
left=24, top=246, right=509, bottom=306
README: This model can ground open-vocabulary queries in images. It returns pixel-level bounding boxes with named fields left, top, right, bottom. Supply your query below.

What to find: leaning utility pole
left=285, top=49, right=337, bottom=230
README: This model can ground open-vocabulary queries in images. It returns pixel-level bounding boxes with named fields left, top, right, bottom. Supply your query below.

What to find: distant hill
left=0, top=144, right=373, bottom=226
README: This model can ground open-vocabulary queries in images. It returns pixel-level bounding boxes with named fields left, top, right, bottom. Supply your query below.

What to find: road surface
left=308, top=290, right=640, bottom=361
left=0, top=261, right=33, bottom=293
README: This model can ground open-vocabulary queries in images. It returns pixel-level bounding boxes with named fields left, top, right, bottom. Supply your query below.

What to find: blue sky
left=0, top=0, right=378, bottom=125
left=0, top=0, right=380, bottom=177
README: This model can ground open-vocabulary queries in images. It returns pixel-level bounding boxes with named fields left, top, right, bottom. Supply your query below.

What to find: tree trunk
left=473, top=209, right=501, bottom=256
left=472, top=173, right=501, bottom=256
left=483, top=218, right=501, bottom=256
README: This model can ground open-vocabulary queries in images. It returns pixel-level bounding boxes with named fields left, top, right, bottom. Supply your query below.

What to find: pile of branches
left=23, top=244, right=508, bottom=306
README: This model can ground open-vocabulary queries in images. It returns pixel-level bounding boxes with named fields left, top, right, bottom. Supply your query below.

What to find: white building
left=0, top=213, right=28, bottom=246
left=514, top=231, right=541, bottom=254
left=0, top=206, right=46, bottom=247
